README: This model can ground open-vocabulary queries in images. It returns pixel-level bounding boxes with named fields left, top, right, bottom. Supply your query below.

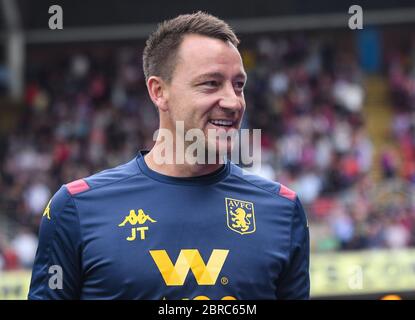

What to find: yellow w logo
left=149, top=249, right=229, bottom=286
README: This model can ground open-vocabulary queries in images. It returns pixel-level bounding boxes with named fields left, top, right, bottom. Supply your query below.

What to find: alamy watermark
left=151, top=121, right=261, bottom=170
left=48, top=5, right=363, bottom=31
left=48, top=5, right=63, bottom=30
left=48, top=265, right=63, bottom=290
left=348, top=5, right=363, bottom=30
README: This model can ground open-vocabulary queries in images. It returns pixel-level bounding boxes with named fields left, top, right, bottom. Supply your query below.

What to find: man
left=29, top=12, right=309, bottom=300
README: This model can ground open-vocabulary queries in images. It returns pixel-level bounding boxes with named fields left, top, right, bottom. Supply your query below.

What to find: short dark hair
left=143, top=11, right=240, bottom=83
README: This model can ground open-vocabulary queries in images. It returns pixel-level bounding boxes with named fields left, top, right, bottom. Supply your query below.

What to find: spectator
left=10, top=228, right=38, bottom=269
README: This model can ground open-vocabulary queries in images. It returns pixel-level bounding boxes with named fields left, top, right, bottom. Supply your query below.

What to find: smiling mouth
left=208, top=119, right=235, bottom=128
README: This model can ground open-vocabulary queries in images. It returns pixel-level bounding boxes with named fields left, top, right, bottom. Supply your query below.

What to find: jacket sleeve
left=276, top=196, right=310, bottom=299
left=28, top=185, right=82, bottom=299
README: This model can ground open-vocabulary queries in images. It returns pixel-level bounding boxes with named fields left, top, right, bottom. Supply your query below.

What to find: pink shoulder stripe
left=278, top=184, right=296, bottom=201
left=66, top=179, right=90, bottom=195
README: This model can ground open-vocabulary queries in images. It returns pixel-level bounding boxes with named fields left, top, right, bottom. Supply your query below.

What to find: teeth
left=209, top=120, right=233, bottom=126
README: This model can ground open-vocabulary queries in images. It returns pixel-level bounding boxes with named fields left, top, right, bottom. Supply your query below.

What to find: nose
left=218, top=84, right=244, bottom=112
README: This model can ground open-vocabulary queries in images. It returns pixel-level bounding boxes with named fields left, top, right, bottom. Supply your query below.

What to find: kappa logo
left=225, top=198, right=256, bottom=235
left=42, top=199, right=52, bottom=220
left=150, top=249, right=229, bottom=286
left=118, top=209, right=157, bottom=241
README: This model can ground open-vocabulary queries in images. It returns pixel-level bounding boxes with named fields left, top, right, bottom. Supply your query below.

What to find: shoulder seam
left=290, top=200, right=298, bottom=251
left=66, top=179, right=90, bottom=195
left=278, top=198, right=299, bottom=280
left=232, top=172, right=297, bottom=203
left=45, top=188, right=73, bottom=297
left=70, top=171, right=141, bottom=197
left=52, top=188, right=83, bottom=299
left=50, top=188, right=73, bottom=245
left=67, top=192, right=84, bottom=294
left=293, top=199, right=309, bottom=242
left=286, top=199, right=297, bottom=275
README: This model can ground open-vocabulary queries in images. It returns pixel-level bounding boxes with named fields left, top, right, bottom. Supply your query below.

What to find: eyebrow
left=192, top=71, right=247, bottom=83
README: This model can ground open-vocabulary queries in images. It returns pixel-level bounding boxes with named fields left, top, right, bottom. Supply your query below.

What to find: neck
left=144, top=140, right=225, bottom=178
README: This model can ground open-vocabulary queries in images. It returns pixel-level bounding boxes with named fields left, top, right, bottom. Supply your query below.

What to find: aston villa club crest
left=225, top=198, right=256, bottom=235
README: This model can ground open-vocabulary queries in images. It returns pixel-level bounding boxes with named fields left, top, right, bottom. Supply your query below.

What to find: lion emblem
left=231, top=208, right=252, bottom=232
left=225, top=198, right=256, bottom=235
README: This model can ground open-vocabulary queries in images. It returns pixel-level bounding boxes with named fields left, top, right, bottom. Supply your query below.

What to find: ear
left=147, top=76, right=169, bottom=112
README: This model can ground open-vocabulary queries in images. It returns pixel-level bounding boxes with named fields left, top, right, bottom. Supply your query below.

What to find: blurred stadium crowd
left=1, top=31, right=415, bottom=271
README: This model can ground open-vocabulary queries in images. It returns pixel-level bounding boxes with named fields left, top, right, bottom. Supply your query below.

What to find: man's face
left=163, top=34, right=247, bottom=158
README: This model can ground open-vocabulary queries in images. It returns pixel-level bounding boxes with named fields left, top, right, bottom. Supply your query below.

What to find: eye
left=234, top=81, right=245, bottom=91
left=202, top=80, right=220, bottom=87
